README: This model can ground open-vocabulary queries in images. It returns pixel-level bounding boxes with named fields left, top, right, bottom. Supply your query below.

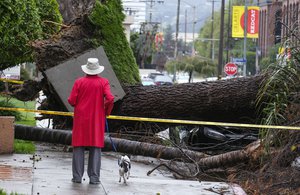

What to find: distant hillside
left=151, top=0, right=263, bottom=33
left=151, top=0, right=222, bottom=33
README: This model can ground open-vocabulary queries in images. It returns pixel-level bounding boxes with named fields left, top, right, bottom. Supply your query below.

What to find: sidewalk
left=0, top=143, right=246, bottom=195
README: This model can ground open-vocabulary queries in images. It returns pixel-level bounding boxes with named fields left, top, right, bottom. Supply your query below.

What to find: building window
left=274, top=10, right=282, bottom=44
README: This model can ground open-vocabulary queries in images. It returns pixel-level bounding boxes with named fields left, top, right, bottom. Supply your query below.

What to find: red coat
left=68, top=75, right=114, bottom=147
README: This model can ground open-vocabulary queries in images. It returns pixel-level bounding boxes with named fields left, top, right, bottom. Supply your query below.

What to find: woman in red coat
left=68, top=58, right=114, bottom=184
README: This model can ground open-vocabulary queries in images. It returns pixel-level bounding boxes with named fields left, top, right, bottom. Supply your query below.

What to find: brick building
left=281, top=0, right=300, bottom=45
left=258, top=0, right=299, bottom=57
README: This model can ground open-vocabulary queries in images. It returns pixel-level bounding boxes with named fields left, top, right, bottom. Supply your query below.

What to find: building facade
left=122, top=0, right=147, bottom=32
left=258, top=0, right=300, bottom=57
left=281, top=0, right=300, bottom=45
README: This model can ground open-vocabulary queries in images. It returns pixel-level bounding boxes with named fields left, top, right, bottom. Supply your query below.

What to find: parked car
left=141, top=78, right=155, bottom=86
left=153, top=75, right=173, bottom=86
left=185, top=126, right=258, bottom=151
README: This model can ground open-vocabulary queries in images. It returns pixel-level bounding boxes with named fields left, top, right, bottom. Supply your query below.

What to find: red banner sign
left=247, top=8, right=259, bottom=36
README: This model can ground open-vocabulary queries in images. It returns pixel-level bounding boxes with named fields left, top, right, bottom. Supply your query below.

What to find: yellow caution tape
left=0, top=106, right=300, bottom=130
left=0, top=107, right=73, bottom=117
left=107, top=115, right=300, bottom=130
left=0, top=78, right=24, bottom=84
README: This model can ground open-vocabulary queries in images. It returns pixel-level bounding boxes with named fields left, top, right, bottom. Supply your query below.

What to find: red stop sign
left=224, top=63, right=238, bottom=76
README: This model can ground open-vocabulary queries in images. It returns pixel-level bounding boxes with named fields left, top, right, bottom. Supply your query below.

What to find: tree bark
left=146, top=140, right=261, bottom=179
left=197, top=140, right=261, bottom=170
left=8, top=75, right=263, bottom=130
left=31, top=17, right=96, bottom=72
left=114, top=75, right=263, bottom=123
left=14, top=124, right=208, bottom=161
left=15, top=124, right=261, bottom=171
left=56, top=0, right=96, bottom=24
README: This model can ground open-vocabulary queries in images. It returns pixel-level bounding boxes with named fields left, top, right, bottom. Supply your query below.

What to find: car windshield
left=142, top=80, right=155, bottom=86
left=154, top=75, right=173, bottom=83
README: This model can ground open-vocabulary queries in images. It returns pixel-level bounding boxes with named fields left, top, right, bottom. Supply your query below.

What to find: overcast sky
left=150, top=0, right=222, bottom=33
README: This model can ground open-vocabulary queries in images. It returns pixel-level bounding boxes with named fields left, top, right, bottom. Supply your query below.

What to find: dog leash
left=105, top=118, right=117, bottom=152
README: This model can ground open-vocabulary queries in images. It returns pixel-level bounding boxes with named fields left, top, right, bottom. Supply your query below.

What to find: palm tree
left=256, top=33, right=300, bottom=151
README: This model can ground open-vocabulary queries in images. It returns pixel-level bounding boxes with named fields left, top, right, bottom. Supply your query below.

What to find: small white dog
left=118, top=155, right=131, bottom=184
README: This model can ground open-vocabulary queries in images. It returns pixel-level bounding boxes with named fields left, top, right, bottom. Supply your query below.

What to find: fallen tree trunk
left=15, top=124, right=261, bottom=170
left=146, top=140, right=261, bottom=179
left=197, top=140, right=261, bottom=170
left=10, top=75, right=262, bottom=120
left=116, top=75, right=263, bottom=122
left=107, top=75, right=264, bottom=132
left=15, top=124, right=209, bottom=161
left=8, top=75, right=263, bottom=130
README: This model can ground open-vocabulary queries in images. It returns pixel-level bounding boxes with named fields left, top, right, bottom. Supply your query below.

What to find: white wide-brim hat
left=81, top=58, right=104, bottom=75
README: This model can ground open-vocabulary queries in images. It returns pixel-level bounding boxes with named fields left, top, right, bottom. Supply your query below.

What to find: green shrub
left=260, top=57, right=271, bottom=71
left=0, top=0, right=63, bottom=71
left=21, top=68, right=31, bottom=80
left=0, top=96, right=36, bottom=125
left=0, top=188, right=24, bottom=195
left=88, top=0, right=140, bottom=84
left=0, top=100, right=22, bottom=120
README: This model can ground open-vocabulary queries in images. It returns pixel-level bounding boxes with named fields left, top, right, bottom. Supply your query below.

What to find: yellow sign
left=232, top=6, right=260, bottom=38
left=232, top=6, right=245, bottom=38
left=278, top=47, right=285, bottom=54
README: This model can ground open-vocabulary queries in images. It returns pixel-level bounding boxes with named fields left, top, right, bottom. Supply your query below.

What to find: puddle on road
left=0, top=165, right=32, bottom=181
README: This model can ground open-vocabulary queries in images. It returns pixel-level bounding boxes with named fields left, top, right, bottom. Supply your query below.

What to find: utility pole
left=173, top=0, right=181, bottom=81
left=211, top=1, right=214, bottom=61
left=255, top=0, right=260, bottom=74
left=139, top=0, right=164, bottom=69
left=243, top=0, right=248, bottom=77
left=148, top=0, right=155, bottom=23
left=226, top=0, right=231, bottom=63
left=192, top=5, right=196, bottom=56
left=208, top=0, right=217, bottom=61
left=217, top=0, right=225, bottom=80
left=185, top=9, right=187, bottom=54
left=141, top=0, right=164, bottom=23
left=174, top=0, right=180, bottom=59
left=182, top=0, right=196, bottom=55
